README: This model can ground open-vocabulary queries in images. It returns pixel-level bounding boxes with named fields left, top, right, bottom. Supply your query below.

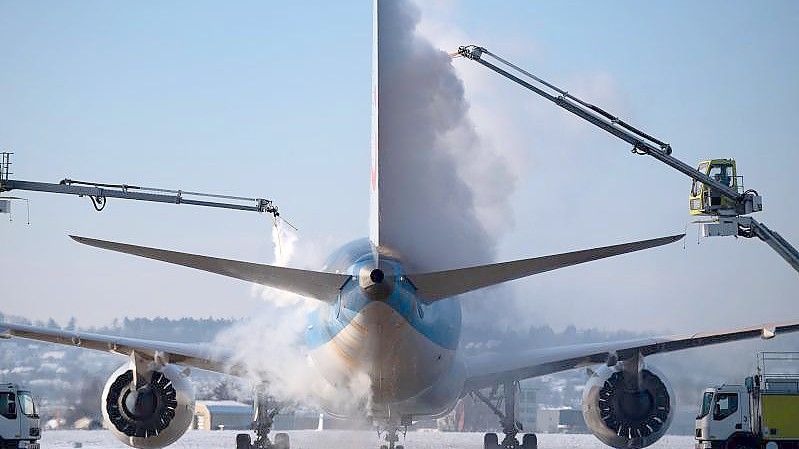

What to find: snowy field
left=41, top=430, right=696, bottom=449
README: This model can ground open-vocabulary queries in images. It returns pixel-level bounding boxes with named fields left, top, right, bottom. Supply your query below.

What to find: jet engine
left=582, top=362, right=675, bottom=449
left=101, top=363, right=195, bottom=449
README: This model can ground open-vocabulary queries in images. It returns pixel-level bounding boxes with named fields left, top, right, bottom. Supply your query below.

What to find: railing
left=758, top=352, right=799, bottom=383
left=0, top=152, right=11, bottom=182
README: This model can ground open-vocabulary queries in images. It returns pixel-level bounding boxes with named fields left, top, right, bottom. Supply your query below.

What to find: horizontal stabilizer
left=70, top=236, right=350, bottom=303
left=408, top=234, right=684, bottom=302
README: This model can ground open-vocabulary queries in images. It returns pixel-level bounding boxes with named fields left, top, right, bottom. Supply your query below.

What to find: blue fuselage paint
left=305, top=239, right=466, bottom=423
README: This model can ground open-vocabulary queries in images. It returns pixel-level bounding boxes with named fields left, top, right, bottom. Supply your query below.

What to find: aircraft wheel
left=275, top=432, right=290, bottom=449
left=522, top=433, right=537, bottom=449
left=235, top=433, right=252, bottom=449
left=380, top=445, right=389, bottom=449
left=484, top=432, right=499, bottom=449
left=396, top=446, right=404, bottom=449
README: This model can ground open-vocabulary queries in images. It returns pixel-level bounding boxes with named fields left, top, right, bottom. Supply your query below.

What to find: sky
left=1, top=1, right=797, bottom=334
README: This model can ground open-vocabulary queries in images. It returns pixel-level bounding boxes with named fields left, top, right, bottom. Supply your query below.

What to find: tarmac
left=39, top=429, right=696, bottom=449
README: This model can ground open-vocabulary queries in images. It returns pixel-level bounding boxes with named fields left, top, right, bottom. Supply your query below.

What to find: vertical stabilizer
left=369, top=0, right=380, bottom=247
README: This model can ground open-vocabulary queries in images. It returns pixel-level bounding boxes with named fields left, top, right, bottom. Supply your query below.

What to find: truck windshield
left=0, top=392, right=16, bottom=419
left=698, top=391, right=714, bottom=418
left=18, top=392, right=36, bottom=417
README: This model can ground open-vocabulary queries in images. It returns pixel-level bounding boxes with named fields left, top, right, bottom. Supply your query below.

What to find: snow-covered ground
left=41, top=430, right=695, bottom=449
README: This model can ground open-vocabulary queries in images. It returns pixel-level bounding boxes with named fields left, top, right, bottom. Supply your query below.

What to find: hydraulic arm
left=454, top=45, right=799, bottom=274
left=0, top=152, right=285, bottom=222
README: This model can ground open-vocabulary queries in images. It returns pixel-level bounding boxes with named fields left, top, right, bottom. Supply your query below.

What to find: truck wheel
left=725, top=436, right=757, bottom=449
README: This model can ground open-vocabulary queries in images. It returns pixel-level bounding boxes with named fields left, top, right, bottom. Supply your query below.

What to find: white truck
left=0, top=384, right=40, bottom=449
left=695, top=353, right=799, bottom=449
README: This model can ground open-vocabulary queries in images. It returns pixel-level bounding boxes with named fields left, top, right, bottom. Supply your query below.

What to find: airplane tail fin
left=407, top=234, right=684, bottom=302
left=70, top=236, right=350, bottom=303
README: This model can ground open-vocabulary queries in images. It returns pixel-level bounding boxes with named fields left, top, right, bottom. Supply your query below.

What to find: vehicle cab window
left=698, top=391, right=714, bottom=419
left=18, top=392, right=37, bottom=417
left=713, top=392, right=738, bottom=420
left=691, top=180, right=702, bottom=196
left=0, top=392, right=16, bottom=419
left=709, top=165, right=734, bottom=187
left=693, top=162, right=710, bottom=196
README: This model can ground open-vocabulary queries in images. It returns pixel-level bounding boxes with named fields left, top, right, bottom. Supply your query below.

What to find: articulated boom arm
left=739, top=217, right=799, bottom=273
left=0, top=152, right=285, bottom=221
left=455, top=46, right=750, bottom=210
left=455, top=45, right=799, bottom=274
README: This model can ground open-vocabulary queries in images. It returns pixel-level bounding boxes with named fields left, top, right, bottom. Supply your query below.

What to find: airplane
left=2, top=2, right=798, bottom=449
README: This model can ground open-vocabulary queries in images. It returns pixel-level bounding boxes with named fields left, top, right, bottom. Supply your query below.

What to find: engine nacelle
left=101, top=363, right=195, bottom=449
left=582, top=362, right=675, bottom=449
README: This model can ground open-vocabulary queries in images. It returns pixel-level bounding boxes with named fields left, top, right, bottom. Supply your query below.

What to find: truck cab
left=0, top=383, right=40, bottom=449
left=696, top=353, right=799, bottom=449
left=695, top=385, right=752, bottom=449
left=689, top=159, right=743, bottom=216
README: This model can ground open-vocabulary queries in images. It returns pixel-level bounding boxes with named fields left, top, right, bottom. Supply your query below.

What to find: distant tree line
left=1, top=311, right=797, bottom=434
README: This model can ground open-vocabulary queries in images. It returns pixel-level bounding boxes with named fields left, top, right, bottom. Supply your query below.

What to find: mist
left=212, top=222, right=371, bottom=413
left=376, top=0, right=519, bottom=325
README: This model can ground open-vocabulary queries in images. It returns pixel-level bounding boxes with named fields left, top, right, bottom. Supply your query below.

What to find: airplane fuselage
left=306, top=239, right=466, bottom=424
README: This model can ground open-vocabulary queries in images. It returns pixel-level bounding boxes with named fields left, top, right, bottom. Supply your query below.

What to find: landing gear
left=379, top=426, right=404, bottom=449
left=475, top=381, right=537, bottom=449
left=482, top=432, right=536, bottom=449
left=236, top=383, right=286, bottom=449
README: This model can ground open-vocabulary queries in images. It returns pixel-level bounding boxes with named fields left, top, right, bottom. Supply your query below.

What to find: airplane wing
left=462, top=320, right=799, bottom=393
left=0, top=322, right=240, bottom=375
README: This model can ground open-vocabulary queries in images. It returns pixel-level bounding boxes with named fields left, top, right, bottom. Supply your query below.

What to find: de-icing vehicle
left=454, top=45, right=798, bottom=275
left=0, top=384, right=40, bottom=449
left=696, top=353, right=799, bottom=449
